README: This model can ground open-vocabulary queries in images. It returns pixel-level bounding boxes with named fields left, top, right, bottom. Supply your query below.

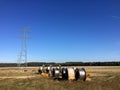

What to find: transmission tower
left=18, top=28, right=29, bottom=67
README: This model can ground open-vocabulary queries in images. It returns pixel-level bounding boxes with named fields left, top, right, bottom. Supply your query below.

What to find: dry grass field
left=0, top=66, right=119, bottom=90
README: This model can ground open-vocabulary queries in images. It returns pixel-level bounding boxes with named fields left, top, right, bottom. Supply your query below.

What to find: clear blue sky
left=0, top=0, right=120, bottom=63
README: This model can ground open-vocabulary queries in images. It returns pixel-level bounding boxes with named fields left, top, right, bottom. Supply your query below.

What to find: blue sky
left=0, top=0, right=120, bottom=63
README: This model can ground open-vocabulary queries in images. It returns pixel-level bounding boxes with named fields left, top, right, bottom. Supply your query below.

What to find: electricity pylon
left=18, top=28, right=29, bottom=67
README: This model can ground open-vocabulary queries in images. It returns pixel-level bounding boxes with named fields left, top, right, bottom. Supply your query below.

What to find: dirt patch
left=88, top=73, right=108, bottom=77
left=0, top=75, right=36, bottom=79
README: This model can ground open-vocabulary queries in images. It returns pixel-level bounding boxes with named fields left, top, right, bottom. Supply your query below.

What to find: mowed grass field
left=0, top=66, right=119, bottom=90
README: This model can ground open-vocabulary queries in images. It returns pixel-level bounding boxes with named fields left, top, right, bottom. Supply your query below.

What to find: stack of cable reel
left=38, top=65, right=86, bottom=81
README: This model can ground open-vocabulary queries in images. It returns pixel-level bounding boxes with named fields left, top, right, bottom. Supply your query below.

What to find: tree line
left=0, top=61, right=119, bottom=67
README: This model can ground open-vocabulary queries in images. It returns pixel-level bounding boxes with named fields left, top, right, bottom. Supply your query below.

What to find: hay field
left=0, top=66, right=119, bottom=90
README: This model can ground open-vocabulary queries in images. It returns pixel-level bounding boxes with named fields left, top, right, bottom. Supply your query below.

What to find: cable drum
left=67, top=68, right=75, bottom=80
left=52, top=68, right=55, bottom=77
left=75, top=68, right=80, bottom=80
left=62, top=68, right=68, bottom=80
left=38, top=68, right=42, bottom=74
left=55, top=69, right=60, bottom=75
left=79, top=68, right=86, bottom=81
left=53, top=68, right=60, bottom=78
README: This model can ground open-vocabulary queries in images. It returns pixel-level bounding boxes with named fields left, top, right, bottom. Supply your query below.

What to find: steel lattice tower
left=18, top=28, right=29, bottom=67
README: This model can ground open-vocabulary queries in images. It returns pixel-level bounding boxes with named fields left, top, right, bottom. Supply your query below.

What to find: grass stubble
left=0, top=66, right=119, bottom=90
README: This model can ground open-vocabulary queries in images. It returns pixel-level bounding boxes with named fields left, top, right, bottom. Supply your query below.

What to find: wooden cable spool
left=67, top=68, right=75, bottom=80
